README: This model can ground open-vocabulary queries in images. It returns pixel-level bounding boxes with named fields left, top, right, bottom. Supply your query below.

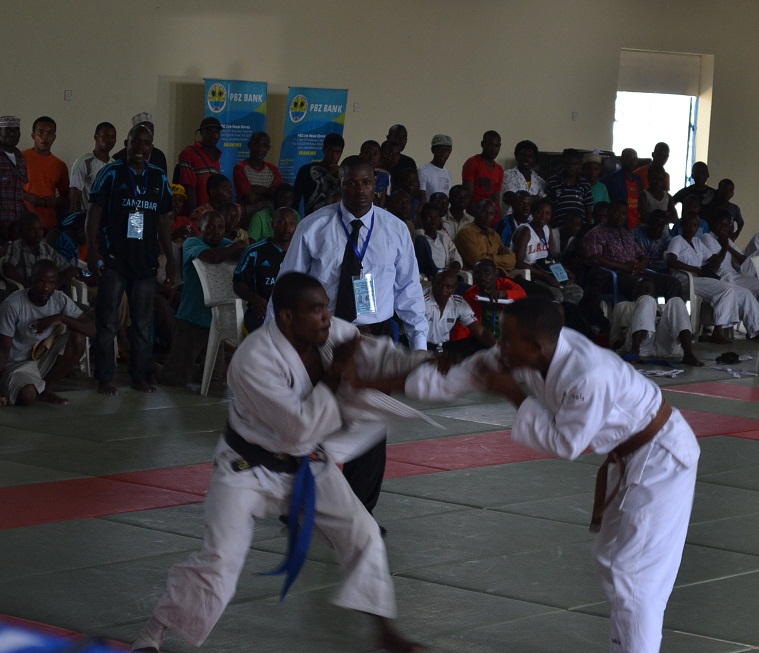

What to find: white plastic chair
left=684, top=271, right=702, bottom=335
left=192, top=258, right=245, bottom=396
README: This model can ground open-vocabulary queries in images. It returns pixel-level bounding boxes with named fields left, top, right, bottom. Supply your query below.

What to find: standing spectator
left=0, top=260, right=94, bottom=406
left=672, top=161, right=715, bottom=208
left=546, top=148, right=593, bottom=228
left=501, top=139, right=546, bottom=207
left=704, top=179, right=744, bottom=240
left=417, top=134, right=453, bottom=202
left=441, top=184, right=475, bottom=240
left=582, top=151, right=610, bottom=207
left=462, top=131, right=504, bottom=217
left=178, top=117, right=223, bottom=214
left=293, top=133, right=343, bottom=217
left=276, top=155, right=427, bottom=521
left=112, top=112, right=168, bottom=174
left=386, top=124, right=417, bottom=186
left=23, top=117, right=69, bottom=230
left=157, top=211, right=246, bottom=388
left=0, top=116, right=28, bottom=240
left=640, top=164, right=677, bottom=227
left=635, top=142, right=670, bottom=191
left=233, top=131, right=282, bottom=215
left=375, top=140, right=400, bottom=204
left=69, top=122, right=117, bottom=212
left=359, top=140, right=385, bottom=207
left=601, top=148, right=643, bottom=230
left=86, top=124, right=174, bottom=395
left=234, top=207, right=298, bottom=332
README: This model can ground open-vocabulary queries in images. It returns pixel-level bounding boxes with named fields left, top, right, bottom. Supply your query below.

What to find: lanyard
left=530, top=222, right=553, bottom=259
left=338, top=205, right=374, bottom=265
left=125, top=161, right=147, bottom=199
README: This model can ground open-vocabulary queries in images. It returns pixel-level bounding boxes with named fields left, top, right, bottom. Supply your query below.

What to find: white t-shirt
left=417, top=162, right=452, bottom=198
left=70, top=152, right=110, bottom=206
left=0, top=289, right=82, bottom=364
left=424, top=289, right=476, bottom=344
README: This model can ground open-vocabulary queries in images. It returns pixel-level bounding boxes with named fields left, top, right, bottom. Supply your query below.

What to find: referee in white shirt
left=275, top=155, right=427, bottom=526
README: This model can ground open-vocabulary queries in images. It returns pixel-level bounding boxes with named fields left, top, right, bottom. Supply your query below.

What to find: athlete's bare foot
left=97, top=382, right=119, bottom=395
left=376, top=617, right=429, bottom=653
left=708, top=333, right=732, bottom=344
left=38, top=389, right=69, bottom=405
left=682, top=353, right=704, bottom=367
left=131, top=379, right=156, bottom=393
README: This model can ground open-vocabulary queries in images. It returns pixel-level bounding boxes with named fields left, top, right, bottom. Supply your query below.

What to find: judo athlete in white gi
left=701, top=210, right=759, bottom=297
left=399, top=297, right=700, bottom=653
left=610, top=277, right=703, bottom=367
left=131, top=272, right=430, bottom=653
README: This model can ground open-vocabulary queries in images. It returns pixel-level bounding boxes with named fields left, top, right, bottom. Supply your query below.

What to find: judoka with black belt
left=131, top=272, right=430, bottom=653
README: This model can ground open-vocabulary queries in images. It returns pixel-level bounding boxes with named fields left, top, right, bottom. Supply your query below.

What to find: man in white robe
left=396, top=297, right=699, bottom=653
left=131, top=272, right=429, bottom=653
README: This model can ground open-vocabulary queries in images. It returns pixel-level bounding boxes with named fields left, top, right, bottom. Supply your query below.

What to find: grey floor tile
left=387, top=415, right=498, bottom=443
left=383, top=459, right=598, bottom=508
left=686, top=513, right=759, bottom=557
left=699, top=465, right=759, bottom=493
left=690, top=481, right=759, bottom=523
left=373, top=493, right=471, bottom=524
left=424, top=402, right=518, bottom=428
left=489, top=492, right=594, bottom=526
left=695, top=437, right=759, bottom=477
left=0, top=459, right=84, bottom=487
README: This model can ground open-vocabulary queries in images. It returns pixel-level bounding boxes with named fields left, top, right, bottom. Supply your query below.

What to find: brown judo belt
left=589, top=397, right=672, bottom=533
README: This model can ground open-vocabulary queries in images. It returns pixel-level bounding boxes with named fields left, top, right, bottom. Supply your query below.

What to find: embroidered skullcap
left=583, top=150, right=603, bottom=165
left=431, top=134, right=453, bottom=148
left=131, top=112, right=153, bottom=126
left=0, top=116, right=21, bottom=129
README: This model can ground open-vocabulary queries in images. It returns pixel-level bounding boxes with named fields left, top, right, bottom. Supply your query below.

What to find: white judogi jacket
left=227, top=317, right=433, bottom=462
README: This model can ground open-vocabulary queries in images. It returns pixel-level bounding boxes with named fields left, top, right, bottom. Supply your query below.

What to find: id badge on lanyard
left=352, top=273, right=377, bottom=316
left=126, top=163, right=146, bottom=240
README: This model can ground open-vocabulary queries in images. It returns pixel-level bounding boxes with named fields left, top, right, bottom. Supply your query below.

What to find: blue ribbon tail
left=260, top=457, right=316, bottom=601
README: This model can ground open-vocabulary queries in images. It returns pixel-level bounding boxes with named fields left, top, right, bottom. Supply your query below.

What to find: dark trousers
left=342, top=318, right=393, bottom=514
left=95, top=266, right=155, bottom=384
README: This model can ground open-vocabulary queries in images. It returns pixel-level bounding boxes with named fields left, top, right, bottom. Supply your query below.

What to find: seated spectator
left=186, top=174, right=241, bottom=236
left=701, top=210, right=759, bottom=296
left=424, top=268, right=493, bottom=357
left=3, top=211, right=77, bottom=288
left=633, top=209, right=671, bottom=273
left=496, top=190, right=531, bottom=247
left=385, top=189, right=416, bottom=241
left=512, top=198, right=583, bottom=304
left=546, top=148, right=593, bottom=227
left=177, top=117, right=223, bottom=214
left=591, top=200, right=610, bottom=227
left=670, top=194, right=709, bottom=237
left=359, top=140, right=384, bottom=206
left=23, top=116, right=69, bottom=230
left=449, top=259, right=526, bottom=341
left=69, top=121, right=117, bottom=213
left=47, top=210, right=87, bottom=267
left=232, top=131, right=282, bottom=216
left=454, top=199, right=516, bottom=275
left=551, top=212, right=584, bottom=262
left=672, top=161, right=715, bottom=207
left=247, top=183, right=297, bottom=243
left=375, top=140, right=399, bottom=204
left=428, top=192, right=449, bottom=225
left=501, top=139, right=546, bottom=208
left=600, top=148, right=643, bottom=230
left=704, top=179, right=744, bottom=240
left=413, top=203, right=462, bottom=278
left=582, top=151, right=610, bottom=207
left=584, top=200, right=681, bottom=301
left=0, top=259, right=95, bottom=405
left=396, top=167, right=422, bottom=222
left=234, top=207, right=298, bottom=333
left=441, top=184, right=475, bottom=240
left=739, top=230, right=759, bottom=278
left=635, top=142, right=671, bottom=191
left=156, top=212, right=246, bottom=387
left=666, top=212, right=741, bottom=343
left=293, top=133, right=343, bottom=216
left=417, top=134, right=453, bottom=202
left=462, top=130, right=504, bottom=214
left=218, top=201, right=249, bottom=245
left=640, top=164, right=676, bottom=227
left=610, top=277, right=702, bottom=366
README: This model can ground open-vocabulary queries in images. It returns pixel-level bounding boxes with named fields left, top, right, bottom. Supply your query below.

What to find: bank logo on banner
left=289, top=94, right=308, bottom=123
left=207, top=83, right=227, bottom=114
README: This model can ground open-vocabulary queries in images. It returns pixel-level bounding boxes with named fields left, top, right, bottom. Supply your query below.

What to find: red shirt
left=23, top=149, right=69, bottom=229
left=462, top=154, right=504, bottom=213
left=178, top=142, right=222, bottom=210
left=450, top=278, right=526, bottom=340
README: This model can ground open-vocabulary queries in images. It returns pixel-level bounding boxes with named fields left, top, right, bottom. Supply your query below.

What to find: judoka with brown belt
left=397, top=296, right=699, bottom=653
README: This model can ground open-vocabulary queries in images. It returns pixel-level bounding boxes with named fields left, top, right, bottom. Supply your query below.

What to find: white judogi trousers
left=614, top=296, right=691, bottom=358
left=151, top=438, right=396, bottom=647
left=674, top=272, right=737, bottom=327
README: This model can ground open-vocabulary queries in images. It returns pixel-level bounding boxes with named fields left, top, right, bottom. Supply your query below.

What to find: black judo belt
left=224, top=424, right=299, bottom=474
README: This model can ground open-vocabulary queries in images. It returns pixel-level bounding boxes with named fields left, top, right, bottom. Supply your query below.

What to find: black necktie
left=334, top=219, right=363, bottom=322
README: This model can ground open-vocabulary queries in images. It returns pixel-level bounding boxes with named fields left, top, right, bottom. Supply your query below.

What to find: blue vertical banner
left=278, top=87, right=348, bottom=183
left=204, top=79, right=268, bottom=178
